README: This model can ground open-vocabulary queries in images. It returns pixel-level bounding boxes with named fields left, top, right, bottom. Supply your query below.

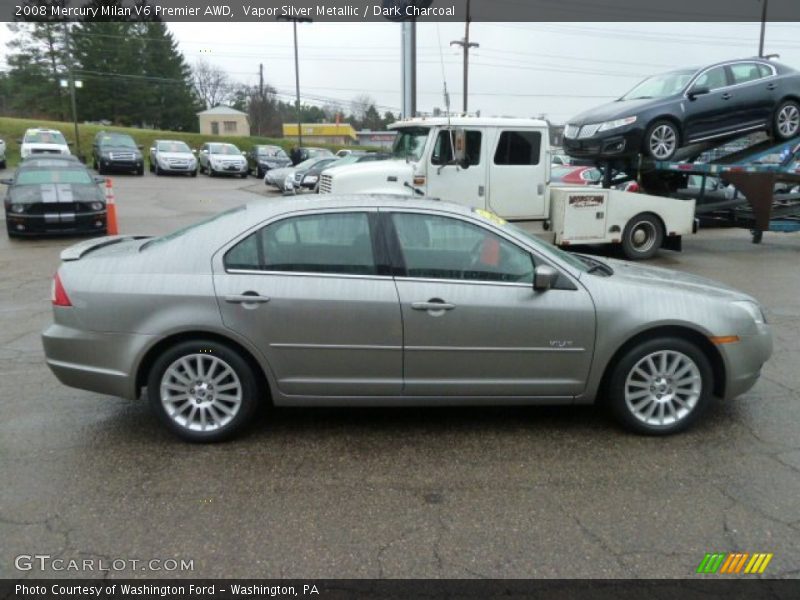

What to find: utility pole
left=758, top=0, right=768, bottom=57
left=450, top=0, right=478, bottom=114
left=278, top=16, right=311, bottom=148
left=62, top=21, right=81, bottom=158
left=401, top=21, right=416, bottom=119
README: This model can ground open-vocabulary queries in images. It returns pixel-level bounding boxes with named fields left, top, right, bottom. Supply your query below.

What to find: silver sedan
left=42, top=196, right=772, bottom=442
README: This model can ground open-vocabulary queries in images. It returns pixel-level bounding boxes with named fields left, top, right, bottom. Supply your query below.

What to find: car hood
left=596, top=258, right=754, bottom=302
left=568, top=97, right=676, bottom=125
left=157, top=151, right=194, bottom=160
left=259, top=156, right=291, bottom=166
left=210, top=154, right=245, bottom=161
left=10, top=183, right=101, bottom=204
left=266, top=167, right=295, bottom=180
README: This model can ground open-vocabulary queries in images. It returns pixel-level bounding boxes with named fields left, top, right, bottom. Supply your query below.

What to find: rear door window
left=224, top=212, right=377, bottom=276
left=730, top=63, right=766, bottom=85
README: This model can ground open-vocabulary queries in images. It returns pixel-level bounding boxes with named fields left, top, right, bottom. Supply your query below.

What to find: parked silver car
left=42, top=196, right=772, bottom=442
left=264, top=156, right=335, bottom=192
left=149, top=140, right=198, bottom=176
left=198, top=142, right=247, bottom=177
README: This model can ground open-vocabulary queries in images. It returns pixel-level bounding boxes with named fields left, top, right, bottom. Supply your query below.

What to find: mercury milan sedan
left=42, top=196, right=772, bottom=442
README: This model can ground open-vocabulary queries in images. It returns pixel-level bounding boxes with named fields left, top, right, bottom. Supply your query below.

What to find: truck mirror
left=452, top=128, right=469, bottom=168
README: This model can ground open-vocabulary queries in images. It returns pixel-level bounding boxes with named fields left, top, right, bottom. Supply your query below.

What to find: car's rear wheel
left=607, top=337, right=713, bottom=435
left=644, top=120, right=679, bottom=160
left=147, top=340, right=259, bottom=442
left=774, top=100, right=800, bottom=141
left=621, top=212, right=663, bottom=260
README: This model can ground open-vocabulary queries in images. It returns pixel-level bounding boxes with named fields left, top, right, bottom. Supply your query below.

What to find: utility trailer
left=595, top=135, right=800, bottom=244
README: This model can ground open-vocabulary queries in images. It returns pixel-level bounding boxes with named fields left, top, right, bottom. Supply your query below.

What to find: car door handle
left=721, top=93, right=732, bottom=100
left=412, top=300, right=455, bottom=311
left=767, top=83, right=776, bottom=91
left=225, top=293, right=271, bottom=304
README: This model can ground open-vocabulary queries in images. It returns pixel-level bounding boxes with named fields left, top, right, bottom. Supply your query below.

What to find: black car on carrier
left=564, top=58, right=800, bottom=162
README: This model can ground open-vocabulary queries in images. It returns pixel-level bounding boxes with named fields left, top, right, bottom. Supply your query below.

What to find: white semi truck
left=319, top=117, right=696, bottom=260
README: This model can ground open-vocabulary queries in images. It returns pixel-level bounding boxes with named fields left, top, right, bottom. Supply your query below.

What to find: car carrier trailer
left=594, top=134, right=800, bottom=244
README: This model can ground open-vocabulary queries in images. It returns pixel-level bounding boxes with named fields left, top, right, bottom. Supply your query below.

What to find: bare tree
left=192, top=58, right=232, bottom=109
left=350, top=93, right=377, bottom=123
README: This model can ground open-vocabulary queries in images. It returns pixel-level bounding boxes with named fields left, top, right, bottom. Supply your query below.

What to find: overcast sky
left=4, top=21, right=800, bottom=124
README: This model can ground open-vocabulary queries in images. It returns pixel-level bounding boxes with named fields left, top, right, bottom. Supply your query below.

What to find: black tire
left=147, top=339, right=259, bottom=443
left=773, top=99, right=800, bottom=141
left=190, top=169, right=198, bottom=177
left=607, top=336, right=714, bottom=435
left=148, top=160, right=154, bottom=173
left=208, top=167, right=215, bottom=177
left=136, top=166, right=144, bottom=176
left=240, top=172, right=247, bottom=179
left=97, top=161, right=105, bottom=175
left=0, top=160, right=6, bottom=169
left=644, top=119, right=680, bottom=161
left=256, top=167, right=264, bottom=179
left=621, top=213, right=664, bottom=260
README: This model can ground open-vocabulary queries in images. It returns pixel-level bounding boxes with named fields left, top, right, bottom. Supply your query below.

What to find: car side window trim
left=685, top=61, right=777, bottom=97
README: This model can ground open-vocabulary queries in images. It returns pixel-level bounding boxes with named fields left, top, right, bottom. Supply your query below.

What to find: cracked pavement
left=0, top=173, right=798, bottom=579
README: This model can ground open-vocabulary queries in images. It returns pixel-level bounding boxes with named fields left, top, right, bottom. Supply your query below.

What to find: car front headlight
left=597, top=116, right=637, bottom=132
left=304, top=175, right=318, bottom=184
left=733, top=300, right=767, bottom=325
left=89, top=201, right=104, bottom=211
left=10, top=203, right=26, bottom=214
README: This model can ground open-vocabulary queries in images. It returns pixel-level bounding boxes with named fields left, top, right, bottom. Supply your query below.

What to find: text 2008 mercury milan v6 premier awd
left=42, top=195, right=772, bottom=442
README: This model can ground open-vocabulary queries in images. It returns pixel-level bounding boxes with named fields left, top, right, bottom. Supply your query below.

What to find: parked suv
left=198, top=142, right=248, bottom=177
left=247, top=145, right=291, bottom=178
left=19, top=128, right=71, bottom=159
left=92, top=132, right=144, bottom=175
left=149, top=140, right=198, bottom=176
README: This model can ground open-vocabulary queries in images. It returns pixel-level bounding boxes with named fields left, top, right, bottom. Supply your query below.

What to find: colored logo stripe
left=697, top=553, right=773, bottom=574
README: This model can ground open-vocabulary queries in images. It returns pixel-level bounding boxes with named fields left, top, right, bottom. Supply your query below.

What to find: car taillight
left=52, top=272, right=72, bottom=307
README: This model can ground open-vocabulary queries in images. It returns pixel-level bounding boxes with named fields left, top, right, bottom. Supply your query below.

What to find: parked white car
left=19, top=128, right=71, bottom=159
left=198, top=142, right=247, bottom=178
left=149, top=140, right=198, bottom=177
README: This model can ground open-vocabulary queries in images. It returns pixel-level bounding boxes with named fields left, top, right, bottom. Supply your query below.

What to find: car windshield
left=620, top=69, right=696, bottom=100
left=209, top=144, right=240, bottom=155
left=16, top=168, right=93, bottom=185
left=158, top=141, right=191, bottom=153
left=24, top=131, right=67, bottom=145
left=259, top=147, right=288, bottom=158
left=99, top=134, right=136, bottom=148
left=392, top=127, right=430, bottom=160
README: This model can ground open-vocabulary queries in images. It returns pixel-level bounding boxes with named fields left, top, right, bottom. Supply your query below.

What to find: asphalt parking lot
left=1, top=171, right=799, bottom=579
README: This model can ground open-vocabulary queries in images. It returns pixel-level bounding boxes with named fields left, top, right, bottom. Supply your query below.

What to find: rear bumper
left=42, top=323, right=155, bottom=400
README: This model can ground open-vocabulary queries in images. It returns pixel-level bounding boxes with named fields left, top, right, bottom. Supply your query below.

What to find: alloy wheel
left=624, top=350, right=702, bottom=427
left=777, top=104, right=800, bottom=138
left=648, top=125, right=677, bottom=159
left=159, top=353, right=243, bottom=432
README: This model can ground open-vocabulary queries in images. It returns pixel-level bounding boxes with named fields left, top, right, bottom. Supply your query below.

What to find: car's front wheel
left=774, top=100, right=800, bottom=141
left=147, top=340, right=259, bottom=442
left=644, top=120, right=680, bottom=160
left=607, top=337, right=713, bottom=435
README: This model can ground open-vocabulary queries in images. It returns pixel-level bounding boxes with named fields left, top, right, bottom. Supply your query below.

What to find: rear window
left=16, top=169, right=93, bottom=185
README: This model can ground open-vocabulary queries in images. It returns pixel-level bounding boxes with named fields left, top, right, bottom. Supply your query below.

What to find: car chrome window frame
left=215, top=207, right=390, bottom=280
left=683, top=60, right=777, bottom=99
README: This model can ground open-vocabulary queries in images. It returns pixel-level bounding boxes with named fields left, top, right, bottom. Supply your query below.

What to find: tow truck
left=319, top=117, right=696, bottom=260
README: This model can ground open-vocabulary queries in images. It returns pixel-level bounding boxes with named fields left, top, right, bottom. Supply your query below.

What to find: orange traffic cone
left=105, top=178, right=119, bottom=235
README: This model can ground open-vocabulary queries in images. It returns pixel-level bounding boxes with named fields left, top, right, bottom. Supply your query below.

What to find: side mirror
left=688, top=85, right=710, bottom=99
left=93, top=176, right=106, bottom=184
left=533, top=265, right=559, bottom=291
left=241, top=151, right=247, bottom=156
left=67, top=141, right=74, bottom=146
left=0, top=177, right=13, bottom=185
left=137, top=145, right=143, bottom=150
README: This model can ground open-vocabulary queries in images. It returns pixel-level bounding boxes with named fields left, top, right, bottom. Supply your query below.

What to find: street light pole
left=758, top=0, right=768, bottom=57
left=62, top=21, right=81, bottom=158
left=450, top=0, right=478, bottom=113
left=279, top=16, right=312, bottom=149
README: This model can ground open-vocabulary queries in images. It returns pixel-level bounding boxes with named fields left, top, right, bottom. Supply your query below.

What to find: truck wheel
left=644, top=120, right=679, bottom=160
left=607, top=336, right=713, bottom=435
left=774, top=100, right=800, bottom=141
left=622, top=213, right=663, bottom=260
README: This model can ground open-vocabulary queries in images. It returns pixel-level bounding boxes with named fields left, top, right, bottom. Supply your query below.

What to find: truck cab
left=320, top=117, right=551, bottom=220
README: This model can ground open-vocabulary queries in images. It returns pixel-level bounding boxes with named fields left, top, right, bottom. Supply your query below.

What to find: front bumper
left=42, top=322, right=156, bottom=400
left=157, top=162, right=196, bottom=173
left=6, top=210, right=107, bottom=236
left=563, top=128, right=643, bottom=160
left=719, top=324, right=773, bottom=400
left=211, top=163, right=248, bottom=175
